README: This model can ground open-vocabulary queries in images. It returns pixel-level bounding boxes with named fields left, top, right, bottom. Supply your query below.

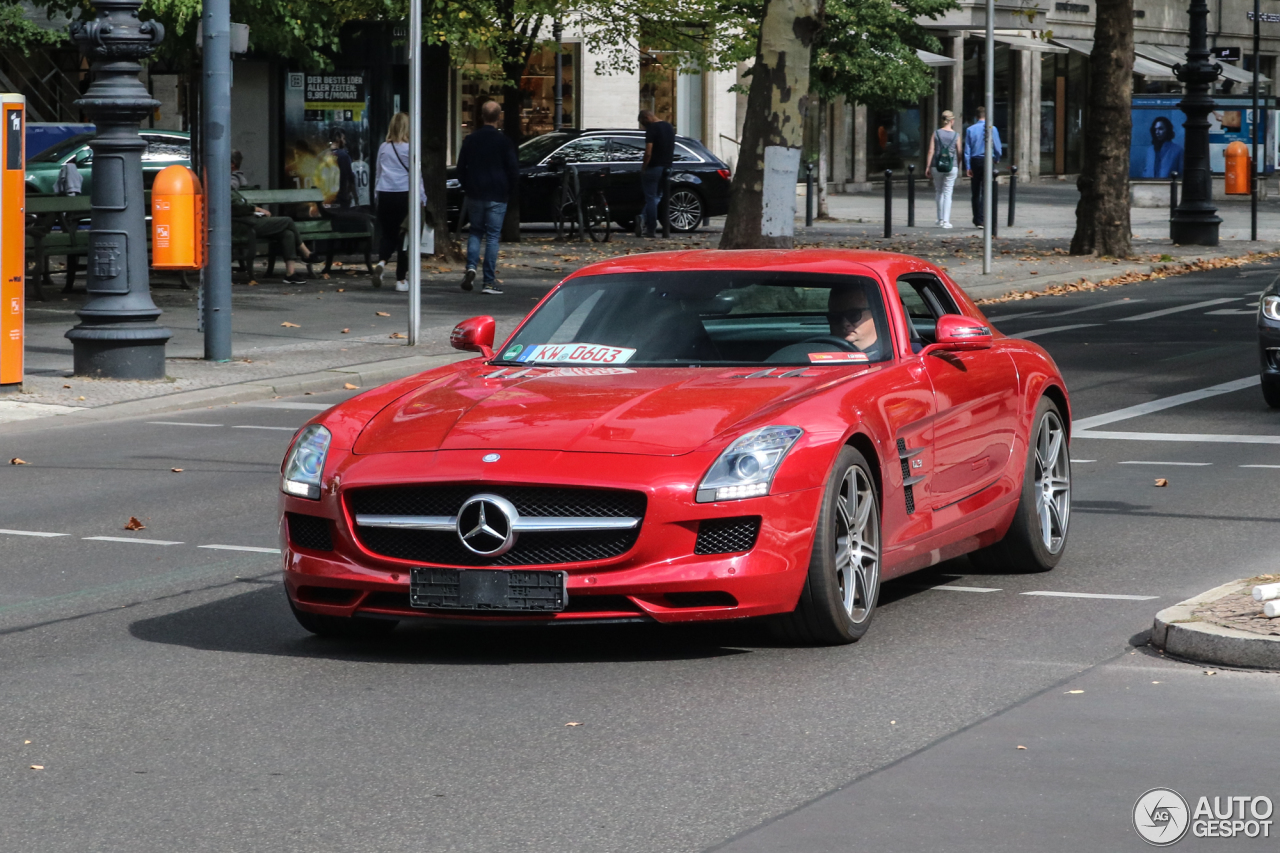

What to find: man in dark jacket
left=231, top=188, right=313, bottom=285
left=457, top=100, right=519, bottom=294
left=639, top=109, right=675, bottom=237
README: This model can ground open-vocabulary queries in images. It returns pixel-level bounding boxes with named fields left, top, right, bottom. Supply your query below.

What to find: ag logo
left=1134, top=788, right=1190, bottom=846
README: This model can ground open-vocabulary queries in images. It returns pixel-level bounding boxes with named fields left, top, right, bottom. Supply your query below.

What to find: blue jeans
left=466, top=198, right=507, bottom=284
left=641, top=166, right=665, bottom=234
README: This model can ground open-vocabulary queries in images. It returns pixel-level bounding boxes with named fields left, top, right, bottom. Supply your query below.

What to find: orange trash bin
left=151, top=164, right=205, bottom=269
left=1225, top=140, right=1251, bottom=195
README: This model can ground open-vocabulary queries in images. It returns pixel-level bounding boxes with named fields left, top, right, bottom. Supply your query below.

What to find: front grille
left=347, top=486, right=646, bottom=567
left=288, top=513, right=333, bottom=551
left=694, top=517, right=761, bottom=555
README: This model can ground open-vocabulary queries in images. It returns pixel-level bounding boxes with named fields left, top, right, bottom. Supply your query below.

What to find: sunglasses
left=827, top=307, right=871, bottom=325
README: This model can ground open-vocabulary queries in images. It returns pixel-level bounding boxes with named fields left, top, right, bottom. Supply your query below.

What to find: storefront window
left=458, top=44, right=580, bottom=141
left=640, top=51, right=677, bottom=123
left=867, top=108, right=923, bottom=174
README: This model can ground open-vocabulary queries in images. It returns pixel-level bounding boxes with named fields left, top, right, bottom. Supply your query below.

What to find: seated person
left=231, top=187, right=314, bottom=285
left=827, top=286, right=881, bottom=357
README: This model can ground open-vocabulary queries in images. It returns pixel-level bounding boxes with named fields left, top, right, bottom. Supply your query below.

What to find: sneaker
left=461, top=268, right=476, bottom=292
left=371, top=261, right=385, bottom=288
left=481, top=283, right=503, bottom=295
left=942, top=221, right=953, bottom=229
left=282, top=274, right=308, bottom=285
left=395, top=280, right=409, bottom=292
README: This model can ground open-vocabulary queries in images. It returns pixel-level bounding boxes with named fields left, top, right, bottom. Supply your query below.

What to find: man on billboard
left=1140, top=116, right=1184, bottom=178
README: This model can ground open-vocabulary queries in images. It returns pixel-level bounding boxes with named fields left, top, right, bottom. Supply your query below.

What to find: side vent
left=897, top=438, right=925, bottom=515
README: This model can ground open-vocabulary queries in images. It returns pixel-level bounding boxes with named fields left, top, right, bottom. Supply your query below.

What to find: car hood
left=352, top=363, right=852, bottom=456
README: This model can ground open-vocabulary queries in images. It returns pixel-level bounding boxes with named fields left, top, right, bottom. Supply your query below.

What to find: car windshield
left=517, top=132, right=570, bottom=166
left=495, top=271, right=893, bottom=368
left=30, top=133, right=94, bottom=163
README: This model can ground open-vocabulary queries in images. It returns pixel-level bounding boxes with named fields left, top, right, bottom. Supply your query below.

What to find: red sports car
left=279, top=250, right=1072, bottom=644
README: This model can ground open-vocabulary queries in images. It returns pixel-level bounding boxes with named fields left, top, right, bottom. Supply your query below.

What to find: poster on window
left=283, top=71, right=371, bottom=207
left=1130, top=97, right=1274, bottom=178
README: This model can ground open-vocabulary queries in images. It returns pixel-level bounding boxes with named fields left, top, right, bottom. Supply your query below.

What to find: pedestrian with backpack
left=924, top=110, right=962, bottom=229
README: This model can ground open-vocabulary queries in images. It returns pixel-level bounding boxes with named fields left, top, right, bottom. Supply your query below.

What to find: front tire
left=667, top=188, right=704, bottom=232
left=771, top=446, right=881, bottom=645
left=1262, top=374, right=1280, bottom=409
left=969, top=397, right=1070, bottom=573
left=287, top=593, right=397, bottom=638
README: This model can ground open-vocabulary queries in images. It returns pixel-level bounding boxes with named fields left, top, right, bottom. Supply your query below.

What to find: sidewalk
left=5, top=185, right=1278, bottom=423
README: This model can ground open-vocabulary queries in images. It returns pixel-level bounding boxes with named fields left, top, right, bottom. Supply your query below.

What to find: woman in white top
left=373, top=112, right=426, bottom=291
left=924, top=110, right=963, bottom=229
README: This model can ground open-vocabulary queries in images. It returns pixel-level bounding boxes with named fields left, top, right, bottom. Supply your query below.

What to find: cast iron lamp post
left=1170, top=0, right=1223, bottom=246
left=67, top=0, right=172, bottom=378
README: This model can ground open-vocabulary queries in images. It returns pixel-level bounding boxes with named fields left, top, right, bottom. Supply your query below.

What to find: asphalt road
left=3, top=261, right=1279, bottom=852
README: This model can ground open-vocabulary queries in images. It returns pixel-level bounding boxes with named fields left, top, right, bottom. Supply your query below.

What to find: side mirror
left=925, top=314, right=994, bottom=353
left=74, top=149, right=92, bottom=165
left=450, top=315, right=496, bottom=359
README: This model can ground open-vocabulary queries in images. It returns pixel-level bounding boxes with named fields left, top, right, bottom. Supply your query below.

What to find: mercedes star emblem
left=456, top=494, right=519, bottom=556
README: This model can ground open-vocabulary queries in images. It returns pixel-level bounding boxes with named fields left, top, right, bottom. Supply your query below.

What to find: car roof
left=563, top=249, right=943, bottom=282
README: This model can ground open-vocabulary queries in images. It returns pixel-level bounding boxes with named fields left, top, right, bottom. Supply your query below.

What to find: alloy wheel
left=1033, top=410, right=1071, bottom=554
left=667, top=189, right=703, bottom=231
left=834, top=465, right=879, bottom=623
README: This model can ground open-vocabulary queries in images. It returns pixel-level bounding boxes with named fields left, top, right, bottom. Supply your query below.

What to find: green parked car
left=25, top=130, right=191, bottom=195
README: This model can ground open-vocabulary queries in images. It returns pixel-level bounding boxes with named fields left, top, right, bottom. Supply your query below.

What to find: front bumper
left=1259, top=315, right=1280, bottom=383
left=281, top=449, right=822, bottom=625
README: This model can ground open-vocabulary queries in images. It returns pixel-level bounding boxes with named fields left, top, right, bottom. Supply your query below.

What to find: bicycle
left=551, top=157, right=612, bottom=243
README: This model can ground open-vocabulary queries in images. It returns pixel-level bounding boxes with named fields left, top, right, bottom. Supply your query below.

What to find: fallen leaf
left=322, top=274, right=330, bottom=280
left=337, top=288, right=345, bottom=292
left=248, top=280, right=258, bottom=286
left=78, top=396, right=85, bottom=401
left=1152, top=681, right=1160, bottom=684
left=170, top=468, right=183, bottom=473
left=9, top=458, right=27, bottom=465
left=340, top=328, right=350, bottom=334
left=890, top=720, right=896, bottom=725
left=1204, top=670, right=1218, bottom=676
left=376, top=311, right=391, bottom=317
left=30, top=765, right=43, bottom=770
left=1016, top=745, right=1027, bottom=750
left=389, top=332, right=406, bottom=339
left=343, top=383, right=358, bottom=390
left=124, top=516, right=146, bottom=531
left=304, top=392, right=314, bottom=396
left=1154, top=478, right=1168, bottom=487
left=23, top=740, right=30, bottom=744
left=281, top=322, right=300, bottom=328
left=62, top=384, right=71, bottom=389
left=1065, top=690, right=1084, bottom=694
left=565, top=722, right=582, bottom=727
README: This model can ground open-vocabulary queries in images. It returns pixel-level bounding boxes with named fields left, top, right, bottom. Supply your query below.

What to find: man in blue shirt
left=964, top=107, right=1003, bottom=228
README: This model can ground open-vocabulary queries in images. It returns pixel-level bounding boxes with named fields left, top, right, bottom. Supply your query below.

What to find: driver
left=827, top=287, right=880, bottom=355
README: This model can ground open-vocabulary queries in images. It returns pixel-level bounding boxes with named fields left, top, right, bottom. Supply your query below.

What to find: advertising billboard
left=1131, top=96, right=1274, bottom=178
left=282, top=71, right=371, bottom=207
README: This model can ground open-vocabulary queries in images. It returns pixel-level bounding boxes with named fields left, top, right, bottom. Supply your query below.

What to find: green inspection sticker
left=504, top=344, right=524, bottom=359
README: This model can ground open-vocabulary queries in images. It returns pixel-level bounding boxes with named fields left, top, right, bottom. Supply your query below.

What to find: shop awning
left=970, top=33, right=1067, bottom=53
left=1052, top=38, right=1178, bottom=79
left=916, top=49, right=956, bottom=67
left=1135, top=43, right=1270, bottom=84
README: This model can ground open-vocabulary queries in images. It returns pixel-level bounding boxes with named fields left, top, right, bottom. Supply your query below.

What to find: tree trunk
left=500, top=59, right=526, bottom=243
left=1070, top=0, right=1134, bottom=257
left=719, top=0, right=821, bottom=249
left=422, top=41, right=460, bottom=261
left=818, top=100, right=830, bottom=218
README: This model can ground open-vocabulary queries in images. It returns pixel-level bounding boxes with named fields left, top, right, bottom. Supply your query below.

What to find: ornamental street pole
left=1251, top=0, right=1260, bottom=242
left=553, top=20, right=563, bottom=131
left=407, top=0, right=422, bottom=345
left=1170, top=0, right=1222, bottom=246
left=67, top=0, right=172, bottom=378
left=202, top=0, right=232, bottom=360
left=982, top=0, right=994, bottom=274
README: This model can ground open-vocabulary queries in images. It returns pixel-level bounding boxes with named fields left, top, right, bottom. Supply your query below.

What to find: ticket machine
left=0, top=94, right=24, bottom=394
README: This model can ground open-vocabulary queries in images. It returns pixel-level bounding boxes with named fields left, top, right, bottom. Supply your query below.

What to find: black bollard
left=1008, top=164, right=1017, bottom=227
left=907, top=164, right=916, bottom=227
left=1169, top=171, right=1179, bottom=220
left=884, top=169, right=893, bottom=238
left=991, top=169, right=999, bottom=239
left=806, top=162, right=814, bottom=227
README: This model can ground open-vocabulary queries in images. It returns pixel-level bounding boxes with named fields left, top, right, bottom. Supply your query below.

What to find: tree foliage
left=0, top=4, right=71, bottom=55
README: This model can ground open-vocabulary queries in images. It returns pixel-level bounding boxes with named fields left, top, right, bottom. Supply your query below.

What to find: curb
left=3, top=352, right=471, bottom=431
left=1150, top=579, right=1280, bottom=670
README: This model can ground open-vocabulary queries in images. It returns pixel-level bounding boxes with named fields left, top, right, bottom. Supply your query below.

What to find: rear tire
left=667, top=188, right=704, bottom=232
left=969, top=397, right=1070, bottom=573
left=771, top=446, right=881, bottom=645
left=287, top=593, right=397, bottom=638
left=1262, top=375, right=1280, bottom=409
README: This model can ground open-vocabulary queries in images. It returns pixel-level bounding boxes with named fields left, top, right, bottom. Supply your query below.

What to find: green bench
left=236, top=188, right=375, bottom=280
left=25, top=194, right=93, bottom=301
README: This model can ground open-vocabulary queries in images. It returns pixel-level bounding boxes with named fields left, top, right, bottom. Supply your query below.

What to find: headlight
left=697, top=426, right=803, bottom=502
left=1263, top=295, right=1280, bottom=321
left=446, top=178, right=461, bottom=189
left=281, top=425, right=331, bottom=500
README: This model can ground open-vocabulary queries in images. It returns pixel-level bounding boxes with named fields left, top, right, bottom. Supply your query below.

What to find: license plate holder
left=410, top=567, right=567, bottom=612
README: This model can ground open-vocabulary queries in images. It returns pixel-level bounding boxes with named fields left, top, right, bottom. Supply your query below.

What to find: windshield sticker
left=539, top=367, right=635, bottom=377
left=503, top=343, right=524, bottom=360
left=518, top=344, right=637, bottom=365
left=808, top=351, right=870, bottom=363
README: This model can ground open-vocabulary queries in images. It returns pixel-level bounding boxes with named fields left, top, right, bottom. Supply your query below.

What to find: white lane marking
left=1204, top=308, right=1258, bottom=315
left=82, top=536, right=184, bottom=546
left=1072, top=376, right=1260, bottom=430
left=238, top=402, right=331, bottom=411
left=0, top=529, right=69, bottom=538
left=930, top=585, right=1002, bottom=593
left=1114, top=297, right=1238, bottom=321
left=1022, top=591, right=1159, bottom=601
left=1052, top=298, right=1147, bottom=317
left=985, top=310, right=1044, bottom=321
left=199, top=544, right=282, bottom=554
left=1009, top=323, right=1101, bottom=339
left=1118, top=460, right=1212, bottom=466
left=231, top=425, right=298, bottom=431
left=1241, top=464, right=1280, bottom=468
left=1072, top=459, right=1096, bottom=463
left=147, top=421, right=223, bottom=428
left=1077, top=430, right=1280, bottom=445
